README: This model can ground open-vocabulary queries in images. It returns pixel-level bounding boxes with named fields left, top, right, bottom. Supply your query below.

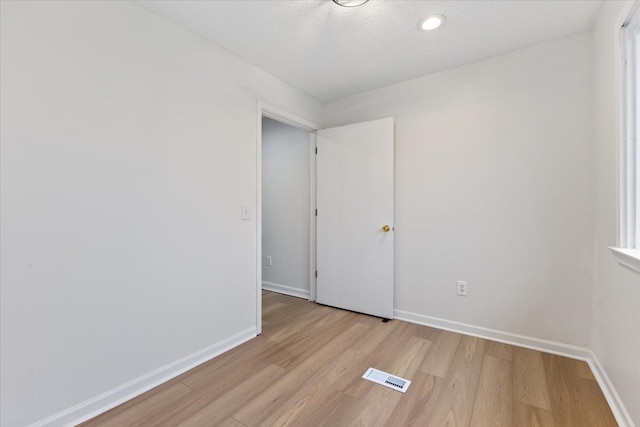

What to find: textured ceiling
left=138, top=0, right=602, bottom=102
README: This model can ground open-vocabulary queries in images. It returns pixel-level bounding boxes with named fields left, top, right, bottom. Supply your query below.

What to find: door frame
left=256, top=101, right=319, bottom=335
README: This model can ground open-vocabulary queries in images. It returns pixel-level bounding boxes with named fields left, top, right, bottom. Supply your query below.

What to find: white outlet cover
left=457, top=281, right=468, bottom=296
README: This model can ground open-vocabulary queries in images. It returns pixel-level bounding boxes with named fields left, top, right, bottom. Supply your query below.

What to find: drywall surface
left=592, top=1, right=640, bottom=424
left=261, top=118, right=310, bottom=295
left=323, top=33, right=594, bottom=347
left=0, top=1, right=322, bottom=425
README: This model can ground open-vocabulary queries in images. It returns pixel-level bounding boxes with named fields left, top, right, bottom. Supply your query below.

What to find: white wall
left=261, top=117, right=310, bottom=297
left=323, top=33, right=594, bottom=347
left=592, top=1, right=640, bottom=424
left=0, top=1, right=322, bottom=426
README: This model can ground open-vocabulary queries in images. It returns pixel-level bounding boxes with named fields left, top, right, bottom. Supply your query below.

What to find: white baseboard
left=29, top=327, right=257, bottom=427
left=585, top=350, right=636, bottom=427
left=394, top=309, right=592, bottom=359
left=262, top=281, right=310, bottom=300
left=394, top=309, right=634, bottom=427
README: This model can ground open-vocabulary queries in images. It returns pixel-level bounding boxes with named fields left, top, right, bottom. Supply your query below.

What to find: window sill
left=609, top=247, right=640, bottom=274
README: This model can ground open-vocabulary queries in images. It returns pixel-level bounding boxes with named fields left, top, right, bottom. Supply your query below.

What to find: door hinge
left=315, top=270, right=318, bottom=278
left=315, top=147, right=318, bottom=154
left=315, top=209, right=318, bottom=216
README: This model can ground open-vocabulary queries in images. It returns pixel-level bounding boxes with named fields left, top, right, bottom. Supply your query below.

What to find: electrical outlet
left=266, top=256, right=272, bottom=266
left=457, top=281, right=468, bottom=296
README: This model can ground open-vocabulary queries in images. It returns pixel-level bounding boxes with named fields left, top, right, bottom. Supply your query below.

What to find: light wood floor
left=82, top=291, right=616, bottom=426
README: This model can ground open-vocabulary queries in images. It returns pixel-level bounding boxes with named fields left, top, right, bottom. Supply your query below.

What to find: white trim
left=394, top=310, right=591, bottom=359
left=610, top=246, right=640, bottom=273
left=262, top=281, right=310, bottom=300
left=259, top=101, right=318, bottom=132
left=256, top=103, right=263, bottom=335
left=620, top=2, right=640, bottom=249
left=309, top=132, right=317, bottom=302
left=28, top=327, right=256, bottom=427
left=256, top=101, right=319, bottom=334
left=394, top=309, right=634, bottom=427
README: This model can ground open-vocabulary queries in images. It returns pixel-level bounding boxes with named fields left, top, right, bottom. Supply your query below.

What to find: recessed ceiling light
left=419, top=15, right=446, bottom=31
left=333, top=0, right=369, bottom=7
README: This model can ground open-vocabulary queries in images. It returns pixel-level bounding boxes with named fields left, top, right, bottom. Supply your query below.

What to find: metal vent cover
left=362, top=367, right=411, bottom=393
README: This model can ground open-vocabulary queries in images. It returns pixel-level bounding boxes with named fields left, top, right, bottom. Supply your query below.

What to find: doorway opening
left=256, top=102, right=318, bottom=335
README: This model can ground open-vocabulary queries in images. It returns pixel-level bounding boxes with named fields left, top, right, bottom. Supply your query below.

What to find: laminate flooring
left=82, top=291, right=616, bottom=426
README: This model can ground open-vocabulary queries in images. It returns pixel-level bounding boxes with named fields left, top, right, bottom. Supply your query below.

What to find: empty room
left=1, top=0, right=639, bottom=426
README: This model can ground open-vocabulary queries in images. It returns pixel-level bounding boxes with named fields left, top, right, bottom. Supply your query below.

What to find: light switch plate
left=241, top=204, right=250, bottom=220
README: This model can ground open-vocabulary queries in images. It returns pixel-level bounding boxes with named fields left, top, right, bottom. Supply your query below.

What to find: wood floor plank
left=261, top=301, right=286, bottom=316
left=178, top=334, right=291, bottom=390
left=265, top=304, right=344, bottom=343
left=79, top=377, right=189, bottom=426
left=409, top=323, right=441, bottom=341
left=513, top=401, right=555, bottom=426
left=485, top=340, right=513, bottom=361
left=469, top=355, right=512, bottom=426
left=315, top=392, right=360, bottom=427
left=83, top=383, right=192, bottom=427
left=216, top=418, right=247, bottom=427
left=267, top=312, right=372, bottom=372
left=577, top=376, right=617, bottom=425
left=513, top=347, right=552, bottom=410
left=175, top=334, right=287, bottom=390
left=174, top=364, right=287, bottom=427
left=543, top=353, right=616, bottom=426
left=350, top=317, right=402, bottom=355
left=233, top=322, right=372, bottom=426
left=424, top=335, right=486, bottom=426
left=261, top=301, right=325, bottom=340
left=386, top=371, right=443, bottom=426
left=139, top=363, right=286, bottom=426
left=264, top=330, right=342, bottom=371
left=298, top=306, right=353, bottom=337
left=419, top=329, right=462, bottom=377
left=181, top=309, right=351, bottom=391
left=254, top=348, right=368, bottom=427
left=541, top=353, right=587, bottom=425
left=575, top=360, right=596, bottom=381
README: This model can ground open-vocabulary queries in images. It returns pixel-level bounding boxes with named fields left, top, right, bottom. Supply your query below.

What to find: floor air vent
left=362, top=367, right=411, bottom=393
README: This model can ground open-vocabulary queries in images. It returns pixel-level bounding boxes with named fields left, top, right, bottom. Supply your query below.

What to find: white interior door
left=316, top=117, right=394, bottom=319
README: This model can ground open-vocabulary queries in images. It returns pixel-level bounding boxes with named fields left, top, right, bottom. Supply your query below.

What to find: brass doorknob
left=382, top=225, right=391, bottom=232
